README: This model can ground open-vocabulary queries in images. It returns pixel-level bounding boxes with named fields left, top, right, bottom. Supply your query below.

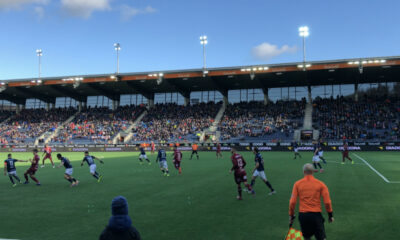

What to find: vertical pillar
left=16, top=104, right=21, bottom=114
left=307, top=85, right=312, bottom=103
left=148, top=94, right=155, bottom=108
left=112, top=100, right=120, bottom=110
left=223, top=95, right=228, bottom=107
left=354, top=83, right=359, bottom=102
left=184, top=97, right=190, bottom=106
left=46, top=103, right=50, bottom=111
left=78, top=101, right=82, bottom=112
left=263, top=88, right=269, bottom=105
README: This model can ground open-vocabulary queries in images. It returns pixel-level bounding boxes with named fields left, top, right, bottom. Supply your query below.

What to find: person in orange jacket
left=289, top=163, right=334, bottom=240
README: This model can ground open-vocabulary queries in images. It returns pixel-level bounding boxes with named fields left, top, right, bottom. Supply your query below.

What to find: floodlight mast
left=200, top=35, right=208, bottom=70
left=298, top=26, right=309, bottom=71
left=36, top=49, right=43, bottom=80
left=114, top=43, right=121, bottom=74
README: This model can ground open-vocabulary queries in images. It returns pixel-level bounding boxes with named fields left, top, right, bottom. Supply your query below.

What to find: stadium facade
left=0, top=56, right=399, bottom=151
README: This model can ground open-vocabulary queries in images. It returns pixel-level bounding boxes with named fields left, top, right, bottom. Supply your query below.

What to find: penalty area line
left=353, top=153, right=399, bottom=184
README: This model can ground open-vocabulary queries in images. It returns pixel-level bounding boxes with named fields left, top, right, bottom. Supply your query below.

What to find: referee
left=289, top=163, right=334, bottom=240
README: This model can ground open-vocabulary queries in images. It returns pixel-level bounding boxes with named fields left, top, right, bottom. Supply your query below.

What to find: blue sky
left=0, top=0, right=399, bottom=80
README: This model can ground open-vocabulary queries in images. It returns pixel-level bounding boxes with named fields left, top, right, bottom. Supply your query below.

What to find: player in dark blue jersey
left=156, top=148, right=169, bottom=176
left=250, top=148, right=276, bottom=195
left=3, top=154, right=27, bottom=187
left=138, top=147, right=151, bottom=165
left=81, top=151, right=104, bottom=182
left=293, top=141, right=302, bottom=159
left=318, top=140, right=327, bottom=164
left=57, top=154, right=79, bottom=187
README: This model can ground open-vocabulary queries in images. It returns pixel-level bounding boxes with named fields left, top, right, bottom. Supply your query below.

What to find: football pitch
left=0, top=151, right=399, bottom=240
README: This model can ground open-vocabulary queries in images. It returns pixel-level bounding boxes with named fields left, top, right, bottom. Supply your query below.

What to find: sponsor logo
left=354, top=142, right=366, bottom=146
left=252, top=143, right=264, bottom=146
left=338, top=146, right=361, bottom=151
left=12, top=148, right=27, bottom=152
left=386, top=146, right=400, bottom=150
left=280, top=143, right=291, bottom=146
left=265, top=143, right=278, bottom=146
left=105, top=148, right=122, bottom=151
left=257, top=147, right=272, bottom=151
left=72, top=148, right=88, bottom=152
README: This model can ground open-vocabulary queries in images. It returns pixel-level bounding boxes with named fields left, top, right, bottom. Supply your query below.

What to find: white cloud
left=61, top=0, right=111, bottom=18
left=252, top=42, right=297, bottom=61
left=120, top=5, right=157, bottom=21
left=0, top=0, right=49, bottom=10
left=34, top=6, right=45, bottom=19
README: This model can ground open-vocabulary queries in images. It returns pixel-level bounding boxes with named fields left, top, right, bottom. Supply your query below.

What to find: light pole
left=298, top=26, right=309, bottom=71
left=36, top=49, right=43, bottom=80
left=114, top=43, right=121, bottom=74
left=200, top=35, right=208, bottom=70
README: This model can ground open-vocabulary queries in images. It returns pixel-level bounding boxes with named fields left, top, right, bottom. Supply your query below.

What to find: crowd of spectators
left=218, top=100, right=305, bottom=141
left=0, top=108, right=76, bottom=145
left=54, top=105, right=146, bottom=144
left=131, top=102, right=221, bottom=143
left=313, top=95, right=400, bottom=141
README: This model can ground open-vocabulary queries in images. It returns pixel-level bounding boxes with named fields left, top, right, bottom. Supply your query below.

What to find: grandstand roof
left=1, top=56, right=400, bottom=104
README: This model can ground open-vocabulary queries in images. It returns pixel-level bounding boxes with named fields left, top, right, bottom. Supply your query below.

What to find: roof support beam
left=48, top=85, right=87, bottom=102
left=0, top=93, right=26, bottom=105
left=163, top=79, right=190, bottom=98
left=207, top=76, right=228, bottom=97
left=87, top=84, right=120, bottom=101
left=13, top=87, right=55, bottom=104
left=125, top=82, right=155, bottom=100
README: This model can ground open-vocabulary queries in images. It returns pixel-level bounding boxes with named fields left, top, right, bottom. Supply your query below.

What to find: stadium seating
left=0, top=108, right=76, bottom=144
left=53, top=105, right=146, bottom=144
left=313, top=96, right=400, bottom=141
left=130, top=102, right=221, bottom=143
left=218, top=100, right=305, bottom=142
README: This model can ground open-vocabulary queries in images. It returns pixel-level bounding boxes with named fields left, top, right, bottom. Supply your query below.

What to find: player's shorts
left=174, top=161, right=181, bottom=169
left=192, top=150, right=198, bottom=155
left=65, top=168, right=73, bottom=176
left=25, top=168, right=37, bottom=175
left=313, top=156, right=320, bottom=162
left=44, top=153, right=52, bottom=159
left=139, top=154, right=147, bottom=159
left=89, top=164, right=97, bottom=174
left=299, top=212, right=326, bottom=240
left=252, top=170, right=267, bottom=180
left=7, top=171, right=17, bottom=176
left=294, top=148, right=299, bottom=153
left=343, top=151, right=349, bottom=157
left=159, top=160, right=168, bottom=169
left=234, top=172, right=247, bottom=184
left=216, top=150, right=221, bottom=154
left=318, top=151, right=324, bottom=157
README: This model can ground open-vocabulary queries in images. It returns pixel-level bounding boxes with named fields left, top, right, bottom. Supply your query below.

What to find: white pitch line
left=326, top=160, right=364, bottom=165
left=353, top=153, right=397, bottom=183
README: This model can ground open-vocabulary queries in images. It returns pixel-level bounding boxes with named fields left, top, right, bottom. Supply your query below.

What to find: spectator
left=100, top=196, right=141, bottom=240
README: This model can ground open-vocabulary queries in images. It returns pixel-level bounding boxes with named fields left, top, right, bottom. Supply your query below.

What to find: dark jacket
left=100, top=196, right=141, bottom=240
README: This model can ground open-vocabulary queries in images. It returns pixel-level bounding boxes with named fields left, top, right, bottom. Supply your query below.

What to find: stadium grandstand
left=0, top=56, right=399, bottom=146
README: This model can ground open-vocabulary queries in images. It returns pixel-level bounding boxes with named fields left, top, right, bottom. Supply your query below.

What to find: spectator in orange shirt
left=289, top=163, right=334, bottom=240
left=190, top=143, right=199, bottom=160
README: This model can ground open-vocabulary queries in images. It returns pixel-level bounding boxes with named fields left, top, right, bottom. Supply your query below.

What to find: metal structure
left=0, top=56, right=398, bottom=105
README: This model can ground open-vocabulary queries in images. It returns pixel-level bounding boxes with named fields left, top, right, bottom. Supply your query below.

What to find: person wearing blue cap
left=100, top=196, right=141, bottom=240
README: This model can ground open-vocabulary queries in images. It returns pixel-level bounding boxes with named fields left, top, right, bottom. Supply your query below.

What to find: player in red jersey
left=341, top=142, right=354, bottom=164
left=173, top=146, right=183, bottom=174
left=24, top=149, right=41, bottom=186
left=229, top=148, right=254, bottom=200
left=41, top=144, right=55, bottom=168
left=216, top=143, right=222, bottom=159
left=151, top=141, right=156, bottom=154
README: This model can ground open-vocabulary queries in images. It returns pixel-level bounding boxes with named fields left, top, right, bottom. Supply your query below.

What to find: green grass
left=0, top=151, right=400, bottom=240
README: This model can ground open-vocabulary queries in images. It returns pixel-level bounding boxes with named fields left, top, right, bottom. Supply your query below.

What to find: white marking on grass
left=353, top=153, right=400, bottom=184
left=326, top=160, right=364, bottom=165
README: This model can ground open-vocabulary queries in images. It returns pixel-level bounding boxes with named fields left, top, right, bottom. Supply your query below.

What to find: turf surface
left=0, top=151, right=399, bottom=240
